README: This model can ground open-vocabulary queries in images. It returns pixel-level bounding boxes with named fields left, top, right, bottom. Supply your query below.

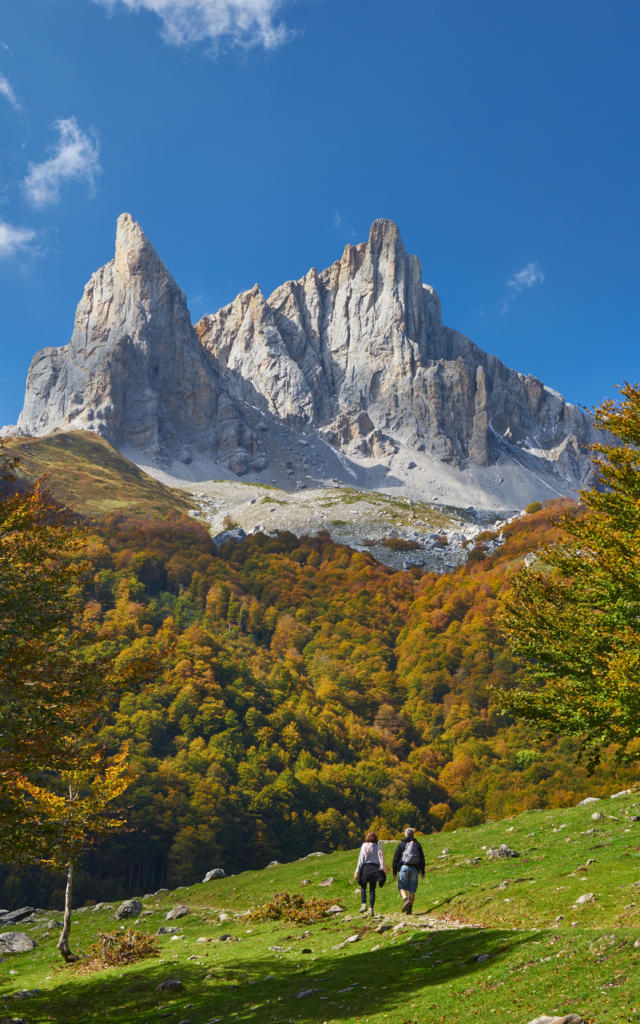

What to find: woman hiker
left=353, top=829, right=386, bottom=917
left=392, top=827, right=425, bottom=914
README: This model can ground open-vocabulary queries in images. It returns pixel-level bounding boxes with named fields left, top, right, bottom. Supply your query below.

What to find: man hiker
left=392, top=826, right=425, bottom=914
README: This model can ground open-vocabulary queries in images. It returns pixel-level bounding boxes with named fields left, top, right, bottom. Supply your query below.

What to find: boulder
left=165, top=905, right=189, bottom=920
left=486, top=844, right=520, bottom=859
left=0, top=907, right=35, bottom=925
left=0, top=932, right=36, bottom=954
left=114, top=899, right=143, bottom=920
left=202, top=868, right=226, bottom=882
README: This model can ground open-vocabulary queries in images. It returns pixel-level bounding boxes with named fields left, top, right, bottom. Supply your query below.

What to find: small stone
left=218, top=912, right=232, bottom=923
left=318, top=877, right=334, bottom=887
left=474, top=953, right=491, bottom=962
left=591, top=811, right=604, bottom=821
left=527, top=1016, right=586, bottom=1024
left=611, top=788, right=633, bottom=799
left=577, top=797, right=600, bottom=805
left=301, top=947, right=312, bottom=953
left=344, top=934, right=360, bottom=944
left=324, top=905, right=343, bottom=915
left=575, top=893, right=595, bottom=905
left=296, top=988, right=317, bottom=998
left=157, top=926, right=179, bottom=935
left=158, top=978, right=183, bottom=991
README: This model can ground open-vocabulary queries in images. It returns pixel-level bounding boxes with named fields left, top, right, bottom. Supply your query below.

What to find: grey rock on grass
left=114, top=899, right=143, bottom=920
left=486, top=844, right=519, bottom=859
left=165, top=905, right=189, bottom=920
left=0, top=932, right=36, bottom=954
left=202, top=868, right=226, bottom=882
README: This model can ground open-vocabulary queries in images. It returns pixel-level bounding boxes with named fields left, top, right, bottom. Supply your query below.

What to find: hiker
left=353, top=829, right=386, bottom=916
left=392, top=827, right=425, bottom=914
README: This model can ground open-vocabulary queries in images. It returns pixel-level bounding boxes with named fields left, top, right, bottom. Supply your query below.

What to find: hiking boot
left=360, top=903, right=367, bottom=913
left=401, top=897, right=411, bottom=913
left=368, top=906, right=374, bottom=917
left=406, top=904, right=413, bottom=915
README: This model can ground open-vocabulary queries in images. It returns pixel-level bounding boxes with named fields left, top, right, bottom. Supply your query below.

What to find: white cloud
left=506, top=262, right=545, bottom=293
left=23, top=118, right=101, bottom=208
left=0, top=220, right=36, bottom=258
left=92, top=0, right=290, bottom=51
left=501, top=260, right=544, bottom=314
left=0, top=73, right=21, bottom=111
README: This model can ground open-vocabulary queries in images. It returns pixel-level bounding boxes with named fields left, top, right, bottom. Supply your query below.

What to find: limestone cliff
left=18, top=214, right=262, bottom=474
left=196, top=219, right=596, bottom=487
left=17, top=214, right=598, bottom=508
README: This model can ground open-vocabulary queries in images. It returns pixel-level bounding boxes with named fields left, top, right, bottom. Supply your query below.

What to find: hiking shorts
left=398, top=865, right=419, bottom=893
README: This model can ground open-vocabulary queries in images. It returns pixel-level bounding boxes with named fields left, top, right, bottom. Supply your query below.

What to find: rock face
left=197, top=219, right=597, bottom=488
left=17, top=214, right=599, bottom=508
left=18, top=214, right=262, bottom=474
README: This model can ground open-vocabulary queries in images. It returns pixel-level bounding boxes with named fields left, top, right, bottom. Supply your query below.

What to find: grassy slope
left=2, top=432, right=192, bottom=518
left=2, top=794, right=639, bottom=1024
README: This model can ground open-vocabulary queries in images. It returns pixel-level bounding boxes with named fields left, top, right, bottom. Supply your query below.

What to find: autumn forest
left=3, top=492, right=636, bottom=911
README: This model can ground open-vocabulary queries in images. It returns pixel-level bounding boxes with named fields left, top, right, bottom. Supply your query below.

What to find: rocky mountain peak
left=15, top=214, right=600, bottom=509
left=18, top=214, right=262, bottom=475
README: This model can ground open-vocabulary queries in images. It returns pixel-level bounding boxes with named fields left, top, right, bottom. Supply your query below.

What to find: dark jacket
left=392, top=837, right=425, bottom=876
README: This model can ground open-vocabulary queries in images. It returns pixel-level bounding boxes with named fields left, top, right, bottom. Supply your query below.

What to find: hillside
left=3, top=499, right=638, bottom=912
left=1, top=432, right=192, bottom=518
left=1, top=792, right=639, bottom=1023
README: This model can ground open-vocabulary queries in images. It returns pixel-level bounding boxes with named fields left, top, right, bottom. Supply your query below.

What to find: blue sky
left=1, top=0, right=638, bottom=427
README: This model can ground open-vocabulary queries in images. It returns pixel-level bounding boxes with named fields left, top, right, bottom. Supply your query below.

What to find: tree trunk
left=57, top=861, right=79, bottom=963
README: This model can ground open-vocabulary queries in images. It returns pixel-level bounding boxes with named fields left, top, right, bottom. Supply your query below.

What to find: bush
left=82, top=929, right=159, bottom=970
left=248, top=891, right=344, bottom=923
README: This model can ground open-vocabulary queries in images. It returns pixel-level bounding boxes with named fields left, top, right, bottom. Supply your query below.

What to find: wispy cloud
left=0, top=73, right=21, bottom=111
left=501, top=260, right=544, bottom=314
left=23, top=118, right=101, bottom=208
left=0, top=220, right=36, bottom=258
left=92, top=0, right=291, bottom=51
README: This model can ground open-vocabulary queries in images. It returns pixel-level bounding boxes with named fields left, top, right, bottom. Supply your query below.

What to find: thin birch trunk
left=57, top=861, right=79, bottom=962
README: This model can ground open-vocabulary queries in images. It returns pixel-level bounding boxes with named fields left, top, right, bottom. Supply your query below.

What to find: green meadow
left=2, top=793, right=639, bottom=1024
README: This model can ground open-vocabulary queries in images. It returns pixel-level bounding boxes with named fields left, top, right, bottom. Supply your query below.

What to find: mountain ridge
left=11, top=214, right=599, bottom=510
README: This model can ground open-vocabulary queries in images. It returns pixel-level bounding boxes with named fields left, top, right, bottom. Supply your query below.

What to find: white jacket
left=355, top=841, right=385, bottom=874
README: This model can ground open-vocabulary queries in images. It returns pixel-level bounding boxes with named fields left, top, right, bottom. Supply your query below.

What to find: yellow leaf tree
left=15, top=749, right=131, bottom=962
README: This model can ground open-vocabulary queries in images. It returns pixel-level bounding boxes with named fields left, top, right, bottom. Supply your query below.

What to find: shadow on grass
left=13, top=926, right=537, bottom=1024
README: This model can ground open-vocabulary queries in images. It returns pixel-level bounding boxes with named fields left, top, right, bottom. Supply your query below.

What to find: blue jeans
left=398, top=865, right=419, bottom=893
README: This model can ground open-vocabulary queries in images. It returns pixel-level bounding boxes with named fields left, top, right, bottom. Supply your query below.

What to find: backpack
left=401, top=839, right=420, bottom=866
